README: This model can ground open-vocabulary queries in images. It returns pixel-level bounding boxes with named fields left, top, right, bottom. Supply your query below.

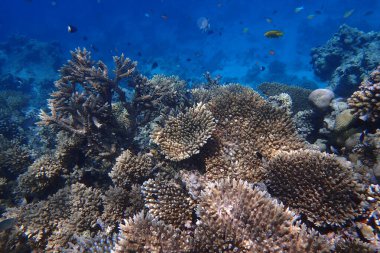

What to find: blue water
left=1, top=0, right=379, bottom=88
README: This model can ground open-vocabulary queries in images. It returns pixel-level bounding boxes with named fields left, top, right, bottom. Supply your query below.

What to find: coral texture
left=348, top=65, right=380, bottom=122
left=142, top=178, right=196, bottom=228
left=204, top=85, right=305, bottom=182
left=151, top=102, right=216, bottom=161
left=109, top=150, right=153, bottom=188
left=258, top=82, right=313, bottom=113
left=311, top=25, right=380, bottom=97
left=264, top=150, right=365, bottom=226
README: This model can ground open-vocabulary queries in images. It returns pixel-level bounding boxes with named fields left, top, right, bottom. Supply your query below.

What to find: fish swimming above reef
left=343, top=9, right=355, bottom=18
left=264, top=30, right=284, bottom=38
left=0, top=218, right=16, bottom=231
left=67, top=25, right=78, bottom=33
left=294, top=6, right=304, bottom=13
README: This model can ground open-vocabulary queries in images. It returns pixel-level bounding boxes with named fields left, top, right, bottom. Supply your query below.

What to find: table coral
left=264, top=149, right=365, bottom=226
left=348, top=65, right=380, bottom=123
left=151, top=102, right=216, bottom=161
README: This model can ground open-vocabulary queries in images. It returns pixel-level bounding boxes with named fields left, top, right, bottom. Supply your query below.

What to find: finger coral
left=109, top=150, right=153, bottom=188
left=205, top=85, right=305, bottom=182
left=151, top=102, right=216, bottom=161
left=264, top=149, right=365, bottom=226
left=348, top=65, right=380, bottom=122
left=195, top=178, right=330, bottom=252
left=142, top=178, right=196, bottom=228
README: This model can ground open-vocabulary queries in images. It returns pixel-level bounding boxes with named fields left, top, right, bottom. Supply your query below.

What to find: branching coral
left=263, top=149, right=365, bottom=226
left=348, top=65, right=380, bottom=122
left=38, top=48, right=136, bottom=157
left=204, top=85, right=305, bottom=182
left=151, top=102, right=216, bottom=161
left=18, top=154, right=63, bottom=196
left=142, top=178, right=196, bottom=228
left=258, top=82, right=313, bottom=113
left=108, top=150, right=153, bottom=188
left=195, top=178, right=330, bottom=252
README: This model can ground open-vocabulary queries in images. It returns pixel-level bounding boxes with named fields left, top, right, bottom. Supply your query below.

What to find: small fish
left=260, top=66, right=266, bottom=71
left=256, top=151, right=263, bottom=160
left=330, top=145, right=339, bottom=155
left=294, top=6, right=304, bottom=13
left=343, top=9, right=355, bottom=18
left=137, top=51, right=142, bottom=56
left=82, top=36, right=88, bottom=41
left=186, top=58, right=191, bottom=62
left=51, top=1, right=57, bottom=6
left=161, top=15, right=169, bottom=21
left=264, top=30, right=284, bottom=38
left=269, top=50, right=275, bottom=55
left=307, top=14, right=315, bottom=20
left=242, top=27, right=249, bottom=33
left=314, top=10, right=322, bottom=15
left=144, top=13, right=150, bottom=18
left=359, top=112, right=370, bottom=121
left=67, top=25, right=77, bottom=33
left=359, top=129, right=368, bottom=143
left=364, top=10, right=373, bottom=16
left=265, top=17, right=273, bottom=23
left=0, top=218, right=16, bottom=231
left=151, top=62, right=158, bottom=69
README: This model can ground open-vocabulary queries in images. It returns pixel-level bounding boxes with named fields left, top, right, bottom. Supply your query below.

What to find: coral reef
left=38, top=48, right=136, bottom=158
left=258, top=82, right=313, bottom=113
left=264, top=149, right=365, bottom=226
left=151, top=102, right=216, bottom=161
left=308, top=89, right=335, bottom=111
left=348, top=65, right=380, bottom=123
left=311, top=25, right=380, bottom=97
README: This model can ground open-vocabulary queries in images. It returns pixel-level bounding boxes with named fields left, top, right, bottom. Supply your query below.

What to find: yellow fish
left=307, top=14, right=315, bottom=20
left=264, top=30, right=284, bottom=38
left=344, top=9, right=355, bottom=18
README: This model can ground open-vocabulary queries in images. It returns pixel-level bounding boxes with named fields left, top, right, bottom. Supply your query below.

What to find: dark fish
left=0, top=218, right=16, bottom=231
left=186, top=58, right=191, bottom=62
left=151, top=62, right=158, bottom=69
left=359, top=129, right=368, bottom=143
left=330, top=145, right=339, bottom=155
left=364, top=11, right=373, bottom=16
left=256, top=151, right=263, bottom=160
left=67, top=25, right=78, bottom=33
left=127, top=42, right=132, bottom=46
left=90, top=44, right=99, bottom=52
left=137, top=51, right=142, bottom=56
left=260, top=66, right=266, bottom=71
left=314, top=10, right=322, bottom=15
left=82, top=36, right=88, bottom=41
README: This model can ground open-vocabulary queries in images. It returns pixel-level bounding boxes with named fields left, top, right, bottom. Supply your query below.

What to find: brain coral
left=151, top=102, right=216, bottom=161
left=348, top=65, right=380, bottom=122
left=109, top=150, right=153, bottom=188
left=195, top=178, right=330, bottom=252
left=264, top=149, right=365, bottom=226
left=204, top=85, right=305, bottom=182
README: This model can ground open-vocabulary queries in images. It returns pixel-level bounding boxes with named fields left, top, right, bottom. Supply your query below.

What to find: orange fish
left=269, top=50, right=276, bottom=55
left=161, top=15, right=169, bottom=21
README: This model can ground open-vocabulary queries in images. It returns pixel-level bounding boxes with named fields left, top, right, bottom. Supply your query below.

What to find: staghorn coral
left=204, top=84, right=305, bottom=182
left=115, top=211, right=192, bottom=253
left=109, top=150, right=153, bottom=188
left=258, top=82, right=313, bottom=113
left=194, top=178, right=330, bottom=252
left=311, top=25, right=380, bottom=97
left=264, top=149, right=365, bottom=226
left=142, top=178, right=196, bottom=228
left=348, top=65, right=380, bottom=122
left=151, top=102, right=216, bottom=161
left=38, top=48, right=136, bottom=158
left=18, top=154, right=63, bottom=196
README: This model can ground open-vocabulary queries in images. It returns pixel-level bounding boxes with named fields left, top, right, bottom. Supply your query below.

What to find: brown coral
left=204, top=85, right=305, bottom=182
left=264, top=149, right=365, bottom=226
left=151, top=102, right=216, bottom=161
left=142, top=178, right=196, bottom=228
left=18, top=154, right=63, bottom=196
left=109, top=150, right=153, bottom=188
left=195, top=178, right=329, bottom=252
left=348, top=65, right=380, bottom=122
left=115, top=211, right=192, bottom=253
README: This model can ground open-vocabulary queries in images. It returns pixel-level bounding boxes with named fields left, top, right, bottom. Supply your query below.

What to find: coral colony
left=0, top=31, right=380, bottom=252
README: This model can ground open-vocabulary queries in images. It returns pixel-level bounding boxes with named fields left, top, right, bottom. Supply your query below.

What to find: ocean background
left=1, top=0, right=380, bottom=90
